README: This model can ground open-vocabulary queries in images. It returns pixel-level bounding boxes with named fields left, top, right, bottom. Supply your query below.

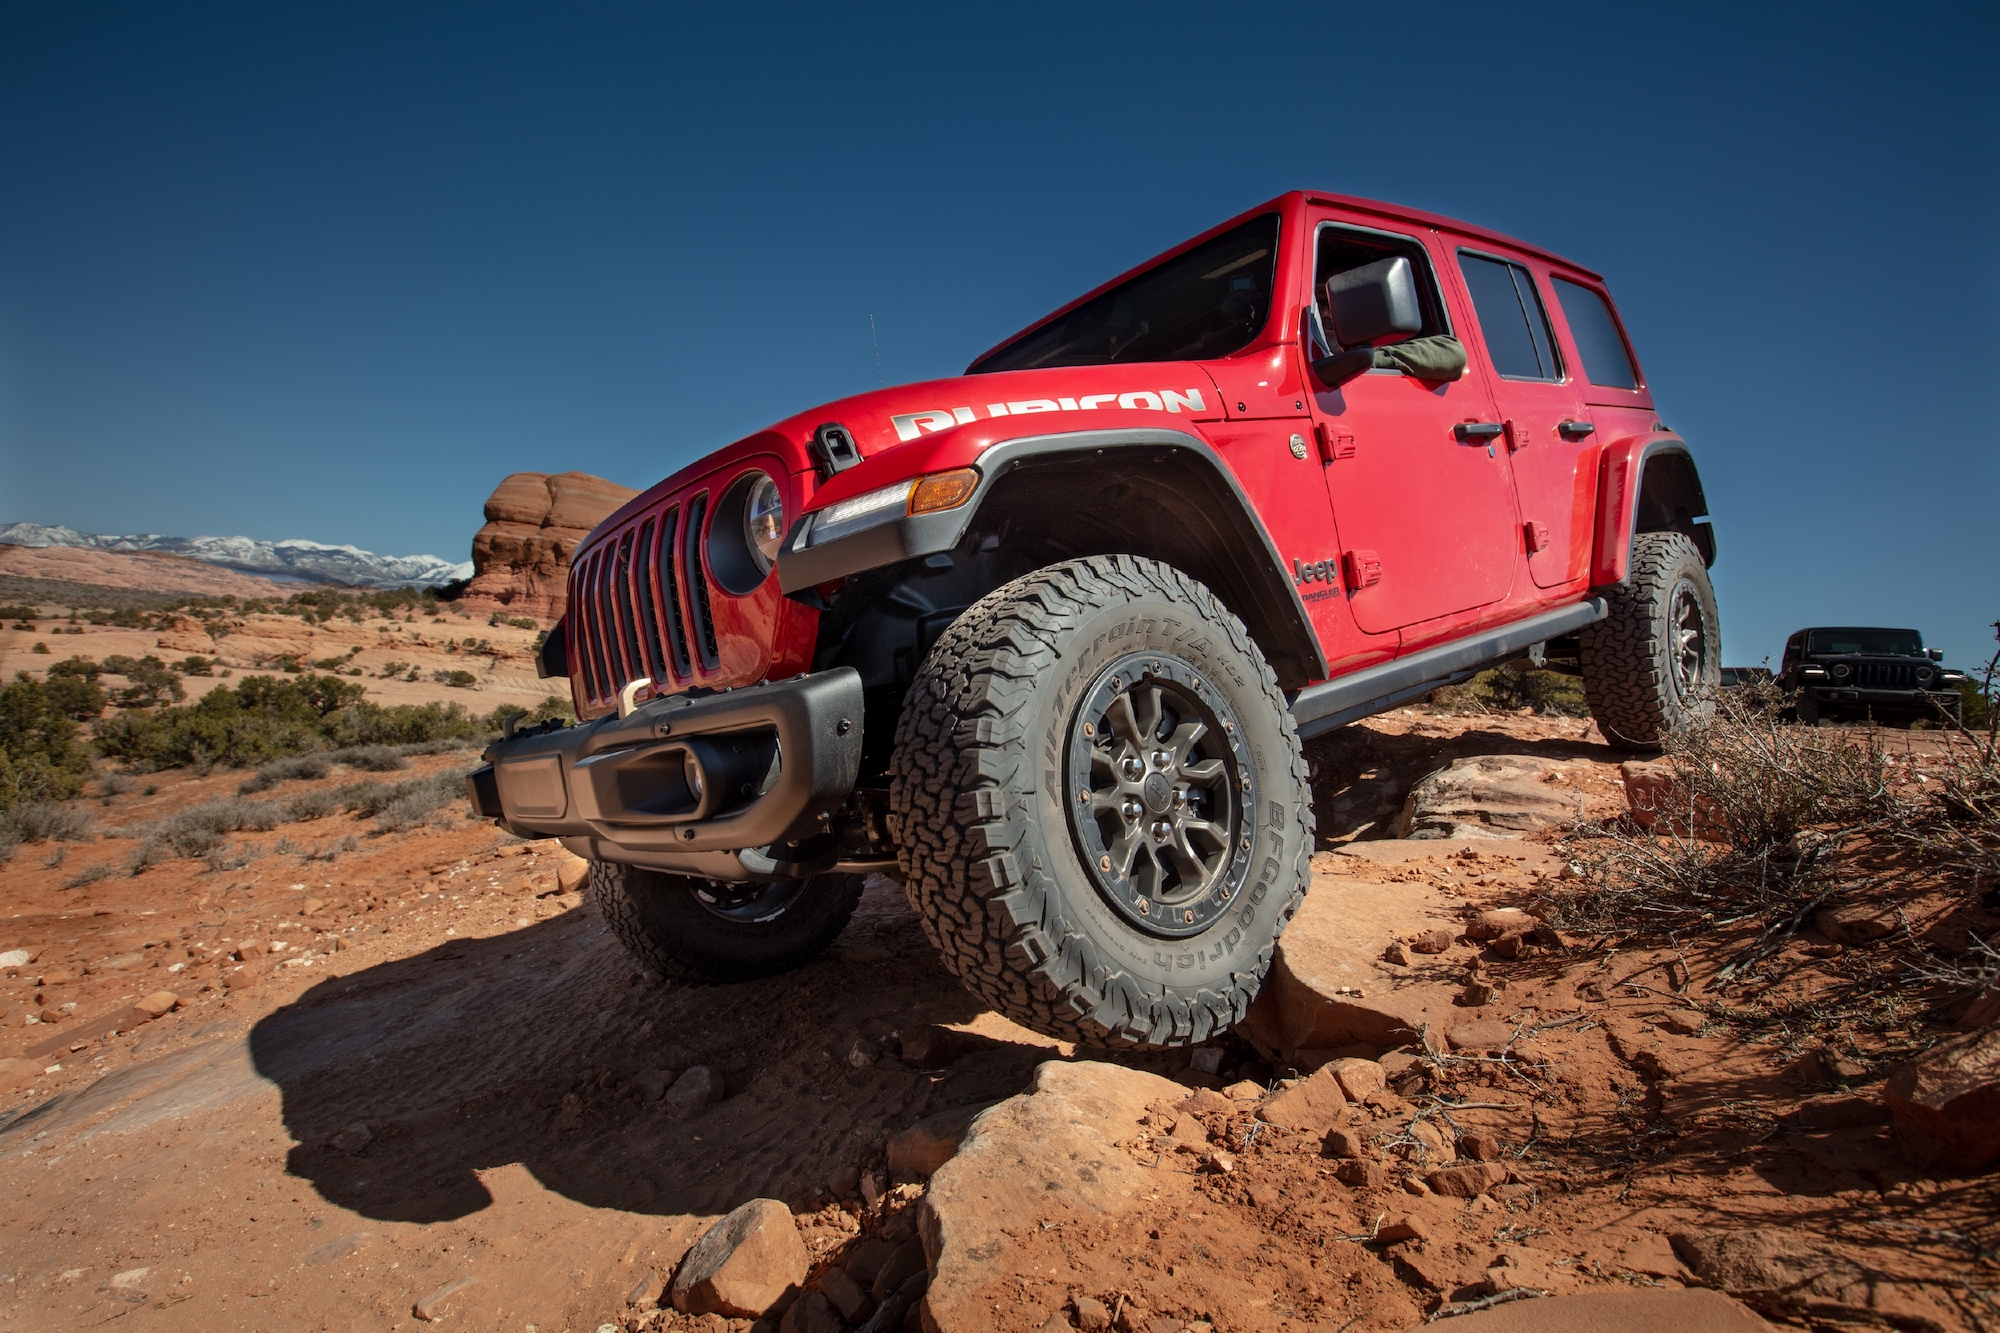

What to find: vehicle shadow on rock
left=250, top=886, right=1024, bottom=1225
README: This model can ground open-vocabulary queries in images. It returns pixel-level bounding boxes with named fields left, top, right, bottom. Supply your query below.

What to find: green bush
left=92, top=672, right=488, bottom=771
left=0, top=674, right=93, bottom=810
left=102, top=654, right=185, bottom=708
left=1431, top=666, right=1591, bottom=717
left=47, top=655, right=101, bottom=681
left=0, top=604, right=37, bottom=621
left=433, top=669, right=477, bottom=689
left=43, top=671, right=108, bottom=722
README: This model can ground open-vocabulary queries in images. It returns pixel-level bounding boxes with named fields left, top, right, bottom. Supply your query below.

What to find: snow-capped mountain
left=0, top=522, right=473, bottom=589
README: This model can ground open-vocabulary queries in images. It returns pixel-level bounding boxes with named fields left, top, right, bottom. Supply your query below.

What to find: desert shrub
left=238, top=753, right=335, bottom=793
left=31, top=642, right=49, bottom=654
left=283, top=789, right=340, bottom=822
left=433, top=669, right=478, bottom=689
left=147, top=797, right=288, bottom=857
left=62, top=862, right=116, bottom=889
left=0, top=674, right=93, bottom=810
left=322, top=700, right=484, bottom=748
left=1429, top=666, right=1590, bottom=717
left=203, top=841, right=263, bottom=872
left=328, top=744, right=409, bottom=772
left=335, top=769, right=470, bottom=828
left=42, top=671, right=107, bottom=721
left=0, top=604, right=36, bottom=621
left=126, top=838, right=170, bottom=875
left=487, top=695, right=575, bottom=733
left=1, top=800, right=94, bottom=845
left=179, top=656, right=216, bottom=677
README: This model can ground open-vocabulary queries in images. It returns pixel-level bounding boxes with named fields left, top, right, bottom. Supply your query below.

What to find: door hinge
left=1342, top=549, right=1383, bottom=591
left=1524, top=521, right=1551, bottom=554
left=1312, top=423, right=1356, bottom=463
left=1504, top=419, right=1526, bottom=451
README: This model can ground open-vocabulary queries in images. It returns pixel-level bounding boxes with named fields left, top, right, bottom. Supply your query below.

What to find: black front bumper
left=466, top=667, right=864, bottom=880
left=1801, top=685, right=1962, bottom=717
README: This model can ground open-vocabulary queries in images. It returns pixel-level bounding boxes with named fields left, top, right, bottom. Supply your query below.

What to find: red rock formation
left=461, top=471, right=635, bottom=625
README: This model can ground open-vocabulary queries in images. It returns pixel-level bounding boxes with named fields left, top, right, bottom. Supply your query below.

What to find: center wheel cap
left=1065, top=650, right=1256, bottom=940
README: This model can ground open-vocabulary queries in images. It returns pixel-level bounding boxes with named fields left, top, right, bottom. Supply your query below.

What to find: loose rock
left=1458, top=1131, right=1501, bottom=1161
left=1376, top=1215, right=1427, bottom=1243
left=413, top=1276, right=477, bottom=1321
left=664, top=1065, right=723, bottom=1111
left=1410, top=928, right=1456, bottom=954
left=328, top=1122, right=373, bottom=1155
left=1322, top=1127, right=1368, bottom=1159
left=1382, top=941, right=1411, bottom=966
left=1884, top=1024, right=2000, bottom=1172
left=1816, top=903, right=1896, bottom=945
left=1467, top=908, right=1536, bottom=941
left=670, top=1197, right=810, bottom=1317
left=818, top=1266, right=873, bottom=1322
left=1326, top=1057, right=1387, bottom=1102
left=1074, top=1295, right=1112, bottom=1330
left=1398, top=755, right=1590, bottom=839
left=132, top=991, right=178, bottom=1020
left=555, top=853, right=590, bottom=895
left=1425, top=1162, right=1508, bottom=1197
left=1447, top=1021, right=1518, bottom=1054
left=1668, top=1228, right=1863, bottom=1299
left=1258, top=1066, right=1347, bottom=1135
left=780, top=1292, right=843, bottom=1333
left=887, top=1102, right=990, bottom=1180
left=1334, top=1160, right=1388, bottom=1188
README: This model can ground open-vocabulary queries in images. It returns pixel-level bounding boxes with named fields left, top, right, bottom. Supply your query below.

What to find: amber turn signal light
left=909, top=468, right=979, bottom=514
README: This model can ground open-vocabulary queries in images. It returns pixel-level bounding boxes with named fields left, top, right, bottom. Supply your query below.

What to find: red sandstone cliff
left=461, top=471, right=636, bottom=624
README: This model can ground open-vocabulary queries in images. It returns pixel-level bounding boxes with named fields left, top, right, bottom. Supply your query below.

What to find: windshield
left=969, top=213, right=1280, bottom=373
left=1805, top=628, right=1925, bottom=655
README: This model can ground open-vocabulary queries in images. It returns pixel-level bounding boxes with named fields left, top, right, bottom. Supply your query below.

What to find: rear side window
left=1551, top=278, right=1639, bottom=388
left=969, top=213, right=1280, bottom=372
left=1459, top=254, right=1561, bottom=381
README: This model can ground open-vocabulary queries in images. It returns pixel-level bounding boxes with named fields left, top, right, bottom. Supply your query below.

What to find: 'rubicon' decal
left=891, top=388, right=1208, bottom=443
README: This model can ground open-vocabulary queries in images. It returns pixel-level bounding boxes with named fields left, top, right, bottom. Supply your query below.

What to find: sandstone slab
left=1396, top=755, right=1592, bottom=839
left=1436, top=1288, right=1771, bottom=1332
left=919, top=1060, right=1182, bottom=1333
left=670, top=1197, right=809, bottom=1317
left=1885, top=1023, right=2000, bottom=1172
left=1237, top=850, right=1471, bottom=1061
left=462, top=471, right=637, bottom=623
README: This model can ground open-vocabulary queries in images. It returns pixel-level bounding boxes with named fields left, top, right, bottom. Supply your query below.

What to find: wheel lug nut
left=1122, top=799, right=1142, bottom=822
left=1152, top=750, right=1171, bottom=769
left=1122, top=756, right=1144, bottom=780
left=1151, top=820, right=1172, bottom=842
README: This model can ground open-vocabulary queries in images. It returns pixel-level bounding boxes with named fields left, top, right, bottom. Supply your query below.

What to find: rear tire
left=588, top=862, right=865, bottom=983
left=1580, top=532, right=1720, bottom=748
left=888, top=555, right=1311, bottom=1048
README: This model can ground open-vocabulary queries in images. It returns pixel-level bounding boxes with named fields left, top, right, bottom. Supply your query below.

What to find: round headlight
left=1916, top=666, right=1935, bottom=685
left=745, top=473, right=785, bottom=571
left=1831, top=663, right=1850, bottom=680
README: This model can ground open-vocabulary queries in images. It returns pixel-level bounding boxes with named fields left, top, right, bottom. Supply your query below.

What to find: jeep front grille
left=1849, top=661, right=1916, bottom=689
left=566, top=489, right=740, bottom=715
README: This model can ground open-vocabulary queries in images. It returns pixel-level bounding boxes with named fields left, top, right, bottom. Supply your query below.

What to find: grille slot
left=584, top=548, right=619, bottom=698
left=609, top=528, right=643, bottom=684
left=631, top=517, right=665, bottom=685
left=656, top=505, right=692, bottom=679
left=683, top=492, right=721, bottom=669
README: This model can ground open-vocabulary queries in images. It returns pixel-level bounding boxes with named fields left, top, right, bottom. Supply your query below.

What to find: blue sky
left=1, top=2, right=1995, bottom=668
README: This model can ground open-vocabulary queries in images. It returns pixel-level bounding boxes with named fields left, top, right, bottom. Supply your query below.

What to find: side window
left=1458, top=254, right=1562, bottom=381
left=1310, top=224, right=1449, bottom=356
left=1551, top=277, right=1639, bottom=389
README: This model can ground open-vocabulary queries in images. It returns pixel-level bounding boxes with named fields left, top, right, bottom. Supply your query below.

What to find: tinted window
left=1551, top=278, right=1639, bottom=388
left=969, top=214, right=1279, bottom=373
left=1311, top=225, right=1450, bottom=355
left=1459, top=254, right=1561, bottom=381
left=1805, top=628, right=1925, bottom=656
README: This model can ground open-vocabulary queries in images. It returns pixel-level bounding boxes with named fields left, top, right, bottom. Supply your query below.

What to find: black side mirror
left=1325, top=257, right=1422, bottom=347
left=1927, top=647, right=1943, bottom=662
left=1309, top=347, right=1374, bottom=389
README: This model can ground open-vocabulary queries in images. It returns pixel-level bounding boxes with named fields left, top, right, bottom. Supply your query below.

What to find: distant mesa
left=0, top=522, right=471, bottom=590
left=461, top=471, right=636, bottom=625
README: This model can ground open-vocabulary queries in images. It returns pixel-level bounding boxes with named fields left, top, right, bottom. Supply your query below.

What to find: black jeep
left=1777, top=627, right=1966, bottom=726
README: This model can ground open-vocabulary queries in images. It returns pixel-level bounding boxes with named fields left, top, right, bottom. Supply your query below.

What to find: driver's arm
left=1371, top=335, right=1467, bottom=381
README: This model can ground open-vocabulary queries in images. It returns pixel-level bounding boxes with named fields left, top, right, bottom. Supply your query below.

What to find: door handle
left=1453, top=422, right=1504, bottom=443
left=1557, top=420, right=1596, bottom=440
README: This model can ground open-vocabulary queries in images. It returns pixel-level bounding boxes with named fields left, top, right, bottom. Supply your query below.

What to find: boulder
left=1256, top=1066, right=1346, bottom=1135
left=669, top=1197, right=809, bottom=1317
left=1884, top=1024, right=2000, bottom=1172
left=886, top=1102, right=991, bottom=1179
left=1396, top=755, right=1590, bottom=839
left=461, top=470, right=637, bottom=624
left=1467, top=907, right=1537, bottom=941
left=1668, top=1228, right=1863, bottom=1301
left=919, top=1060, right=1183, bottom=1333
left=1431, top=1289, right=1771, bottom=1332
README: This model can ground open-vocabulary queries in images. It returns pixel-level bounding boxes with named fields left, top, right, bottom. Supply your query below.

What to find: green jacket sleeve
left=1372, top=335, right=1467, bottom=381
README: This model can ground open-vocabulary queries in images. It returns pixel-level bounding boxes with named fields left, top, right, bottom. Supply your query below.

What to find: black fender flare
left=777, top=426, right=1328, bottom=688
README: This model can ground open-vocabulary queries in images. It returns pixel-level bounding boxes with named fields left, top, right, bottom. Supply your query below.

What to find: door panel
left=1305, top=217, right=1519, bottom=635
left=1457, top=251, right=1594, bottom=590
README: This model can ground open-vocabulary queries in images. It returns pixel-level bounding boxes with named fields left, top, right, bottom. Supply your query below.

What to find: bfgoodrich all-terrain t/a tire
left=588, top=862, right=864, bottom=983
left=888, top=555, right=1312, bottom=1048
left=1579, top=532, right=1721, bottom=748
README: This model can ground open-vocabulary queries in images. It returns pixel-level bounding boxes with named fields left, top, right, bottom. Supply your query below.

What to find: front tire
left=588, top=862, right=865, bottom=983
left=1579, top=532, right=1720, bottom=748
left=888, top=555, right=1311, bottom=1048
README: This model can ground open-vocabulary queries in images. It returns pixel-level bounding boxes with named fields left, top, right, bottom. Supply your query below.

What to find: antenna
left=869, top=314, right=885, bottom=388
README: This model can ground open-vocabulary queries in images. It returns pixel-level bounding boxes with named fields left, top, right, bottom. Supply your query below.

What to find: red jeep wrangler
left=469, top=191, right=1719, bottom=1048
